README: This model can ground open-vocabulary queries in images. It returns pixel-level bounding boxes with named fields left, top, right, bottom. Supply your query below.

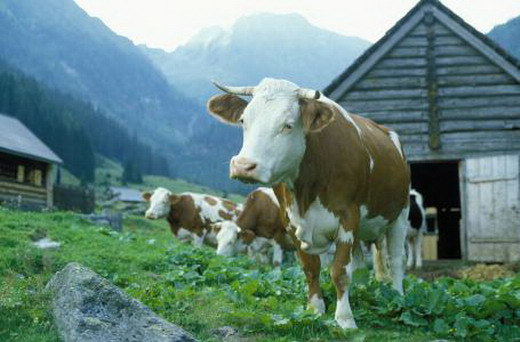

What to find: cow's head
left=215, top=221, right=255, bottom=256
left=207, top=78, right=335, bottom=184
left=142, top=187, right=180, bottom=219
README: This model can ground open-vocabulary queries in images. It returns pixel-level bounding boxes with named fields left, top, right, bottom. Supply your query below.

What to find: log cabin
left=324, top=0, right=520, bottom=262
left=0, top=113, right=62, bottom=209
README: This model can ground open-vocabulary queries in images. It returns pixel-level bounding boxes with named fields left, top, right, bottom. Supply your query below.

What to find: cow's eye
left=282, top=123, right=293, bottom=132
left=239, top=118, right=244, bottom=125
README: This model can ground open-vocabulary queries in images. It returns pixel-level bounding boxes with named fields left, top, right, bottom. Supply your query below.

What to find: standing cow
left=207, top=78, right=410, bottom=329
left=142, top=187, right=241, bottom=247
left=406, top=189, right=426, bottom=269
left=215, top=187, right=295, bottom=267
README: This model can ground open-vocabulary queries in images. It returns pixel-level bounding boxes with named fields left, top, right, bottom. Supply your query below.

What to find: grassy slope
left=0, top=209, right=518, bottom=341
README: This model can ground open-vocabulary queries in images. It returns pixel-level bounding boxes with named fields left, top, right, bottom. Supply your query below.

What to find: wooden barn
left=324, top=0, right=520, bottom=262
left=0, top=113, right=62, bottom=209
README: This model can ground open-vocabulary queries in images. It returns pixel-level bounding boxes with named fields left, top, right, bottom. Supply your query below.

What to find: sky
left=73, top=0, right=520, bottom=52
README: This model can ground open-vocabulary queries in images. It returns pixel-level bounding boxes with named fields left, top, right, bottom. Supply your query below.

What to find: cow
left=142, top=187, right=241, bottom=247
left=206, top=78, right=410, bottom=329
left=215, top=187, right=295, bottom=267
left=406, top=189, right=426, bottom=269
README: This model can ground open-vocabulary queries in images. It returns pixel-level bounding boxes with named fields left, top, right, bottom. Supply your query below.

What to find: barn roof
left=324, top=0, right=520, bottom=99
left=0, top=113, right=62, bottom=164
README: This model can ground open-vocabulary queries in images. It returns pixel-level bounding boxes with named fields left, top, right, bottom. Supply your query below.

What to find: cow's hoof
left=336, top=317, right=358, bottom=329
left=307, top=294, right=326, bottom=315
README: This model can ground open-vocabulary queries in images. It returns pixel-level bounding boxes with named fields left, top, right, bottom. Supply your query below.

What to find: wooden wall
left=338, top=17, right=520, bottom=161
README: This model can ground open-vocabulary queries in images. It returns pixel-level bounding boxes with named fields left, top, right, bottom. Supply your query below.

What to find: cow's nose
left=230, top=156, right=258, bottom=181
left=145, top=212, right=155, bottom=219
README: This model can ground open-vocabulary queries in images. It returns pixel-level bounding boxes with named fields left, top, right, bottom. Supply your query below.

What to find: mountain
left=0, top=0, right=200, bottom=150
left=488, top=15, right=520, bottom=59
left=140, top=13, right=370, bottom=192
left=0, top=59, right=169, bottom=182
left=141, top=13, right=370, bottom=104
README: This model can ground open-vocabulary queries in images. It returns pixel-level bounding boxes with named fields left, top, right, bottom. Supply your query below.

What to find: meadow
left=0, top=208, right=518, bottom=341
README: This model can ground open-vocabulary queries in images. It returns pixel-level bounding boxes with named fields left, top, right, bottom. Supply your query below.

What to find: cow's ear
left=239, top=229, right=256, bottom=244
left=169, top=194, right=181, bottom=205
left=142, top=192, right=152, bottom=201
left=207, top=94, right=248, bottom=125
left=299, top=99, right=335, bottom=133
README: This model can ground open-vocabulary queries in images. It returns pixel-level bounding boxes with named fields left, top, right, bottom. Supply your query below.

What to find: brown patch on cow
left=238, top=229, right=256, bottom=244
left=222, top=199, right=237, bottom=212
left=235, top=188, right=295, bottom=252
left=207, top=94, right=248, bottom=125
left=218, top=210, right=233, bottom=220
left=293, top=102, right=409, bottom=222
left=299, top=99, right=335, bottom=133
left=166, top=194, right=205, bottom=237
left=204, top=196, right=217, bottom=206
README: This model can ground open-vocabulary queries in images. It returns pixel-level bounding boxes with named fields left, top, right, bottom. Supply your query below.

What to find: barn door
left=463, top=155, right=520, bottom=262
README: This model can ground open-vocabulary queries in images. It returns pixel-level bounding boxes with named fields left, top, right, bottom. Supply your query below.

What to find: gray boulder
left=46, top=262, right=196, bottom=342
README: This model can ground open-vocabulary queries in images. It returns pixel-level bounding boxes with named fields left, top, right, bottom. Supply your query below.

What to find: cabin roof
left=323, top=0, right=520, bottom=99
left=0, top=113, right=62, bottom=164
left=110, top=187, right=143, bottom=203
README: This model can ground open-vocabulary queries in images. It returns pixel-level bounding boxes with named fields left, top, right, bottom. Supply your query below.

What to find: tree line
left=0, top=61, right=170, bottom=184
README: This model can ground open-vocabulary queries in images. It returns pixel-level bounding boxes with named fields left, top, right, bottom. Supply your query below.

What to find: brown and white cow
left=215, top=187, right=295, bottom=267
left=207, top=78, right=410, bottom=329
left=142, top=187, right=241, bottom=247
left=406, top=189, right=426, bottom=269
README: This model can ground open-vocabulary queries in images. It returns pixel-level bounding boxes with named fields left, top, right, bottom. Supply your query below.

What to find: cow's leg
left=373, top=238, right=391, bottom=282
left=331, top=208, right=360, bottom=329
left=406, top=236, right=414, bottom=269
left=272, top=242, right=283, bottom=269
left=415, top=231, right=423, bottom=269
left=296, top=250, right=325, bottom=314
left=192, top=230, right=206, bottom=248
left=385, top=209, right=408, bottom=294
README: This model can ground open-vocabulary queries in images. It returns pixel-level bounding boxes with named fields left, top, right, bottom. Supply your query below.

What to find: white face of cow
left=207, top=78, right=334, bottom=185
left=216, top=221, right=245, bottom=256
left=143, top=187, right=173, bottom=219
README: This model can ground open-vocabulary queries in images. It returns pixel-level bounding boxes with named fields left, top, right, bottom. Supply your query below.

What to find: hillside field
left=0, top=209, right=518, bottom=341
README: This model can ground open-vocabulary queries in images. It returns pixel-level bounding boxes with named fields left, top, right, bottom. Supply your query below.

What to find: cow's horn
left=212, top=81, right=255, bottom=96
left=298, top=88, right=321, bottom=100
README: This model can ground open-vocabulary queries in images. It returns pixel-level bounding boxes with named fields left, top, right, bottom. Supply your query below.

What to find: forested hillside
left=0, top=61, right=169, bottom=183
left=488, top=15, right=520, bottom=59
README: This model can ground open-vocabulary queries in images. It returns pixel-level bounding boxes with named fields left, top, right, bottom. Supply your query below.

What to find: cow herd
left=143, top=78, right=428, bottom=329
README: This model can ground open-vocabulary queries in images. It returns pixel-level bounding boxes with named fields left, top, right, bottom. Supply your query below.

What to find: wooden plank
left=387, top=47, right=427, bottom=58
left=440, top=119, right=520, bottom=132
left=340, top=98, right=429, bottom=112
left=409, top=22, right=452, bottom=35
left=366, top=67, right=427, bottom=78
left=437, top=95, right=520, bottom=108
left=398, top=37, right=428, bottom=47
left=436, top=64, right=502, bottom=76
left=344, top=88, right=427, bottom=101
left=362, top=110, right=426, bottom=123
left=436, top=56, right=489, bottom=66
left=434, top=45, right=479, bottom=57
left=437, top=74, right=515, bottom=86
left=377, top=58, right=427, bottom=68
left=437, top=85, right=520, bottom=97
left=0, top=188, right=46, bottom=200
left=0, top=180, right=47, bottom=195
left=439, top=106, right=520, bottom=120
left=353, top=77, right=427, bottom=90
left=434, top=36, right=465, bottom=46
left=443, top=130, right=520, bottom=142
left=382, top=122, right=428, bottom=135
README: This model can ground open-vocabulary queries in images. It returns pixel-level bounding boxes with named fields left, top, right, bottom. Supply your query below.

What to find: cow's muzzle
left=230, top=156, right=259, bottom=183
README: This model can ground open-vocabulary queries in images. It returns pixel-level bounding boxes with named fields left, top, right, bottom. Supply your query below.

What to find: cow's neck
left=289, top=109, right=369, bottom=218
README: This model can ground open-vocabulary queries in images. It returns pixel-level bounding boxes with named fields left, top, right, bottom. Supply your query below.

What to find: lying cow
left=215, top=187, right=295, bottom=267
left=406, top=189, right=426, bottom=269
left=207, top=78, right=410, bottom=329
left=142, top=187, right=241, bottom=247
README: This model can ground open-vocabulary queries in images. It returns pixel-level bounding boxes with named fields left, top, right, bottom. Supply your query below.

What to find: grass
left=0, top=208, right=518, bottom=341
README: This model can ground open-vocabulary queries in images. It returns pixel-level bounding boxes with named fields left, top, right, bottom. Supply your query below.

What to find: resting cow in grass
left=206, top=78, right=410, bottom=329
left=215, top=187, right=295, bottom=267
left=142, top=187, right=241, bottom=247
left=406, top=189, right=426, bottom=269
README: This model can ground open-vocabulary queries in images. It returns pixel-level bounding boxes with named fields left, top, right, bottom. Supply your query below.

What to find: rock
left=213, top=326, right=239, bottom=339
left=46, top=262, right=196, bottom=342
left=33, top=237, right=61, bottom=249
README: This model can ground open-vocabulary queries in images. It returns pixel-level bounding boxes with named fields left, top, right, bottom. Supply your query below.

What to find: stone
left=46, top=262, right=196, bottom=342
left=33, top=237, right=61, bottom=249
